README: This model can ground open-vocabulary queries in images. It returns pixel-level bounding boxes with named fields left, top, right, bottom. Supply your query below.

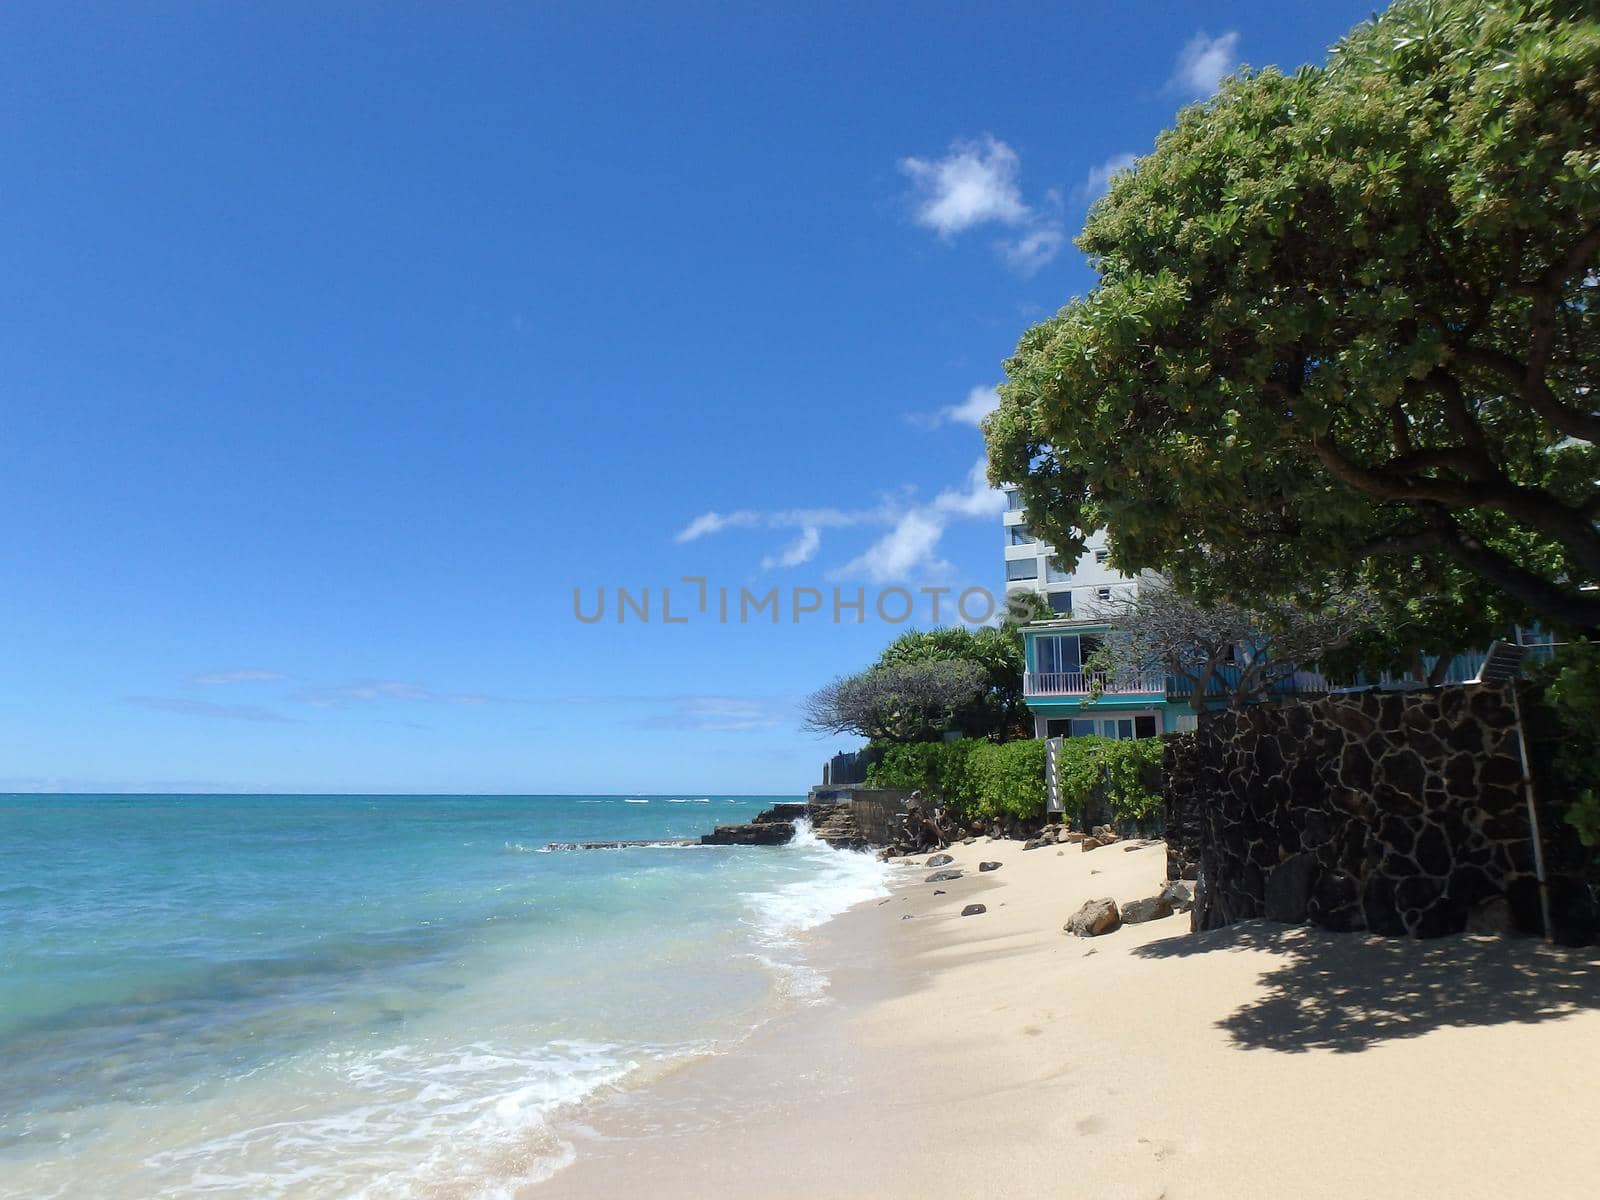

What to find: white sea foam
left=749, top=819, right=895, bottom=936
left=736, top=819, right=894, bottom=1004
left=140, top=1039, right=648, bottom=1200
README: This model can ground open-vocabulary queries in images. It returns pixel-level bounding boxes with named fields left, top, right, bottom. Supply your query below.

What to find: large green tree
left=986, top=0, right=1600, bottom=633
left=873, top=625, right=1033, bottom=740
left=802, top=624, right=1034, bottom=745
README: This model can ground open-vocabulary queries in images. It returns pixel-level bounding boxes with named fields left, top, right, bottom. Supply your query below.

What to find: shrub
left=866, top=733, right=1164, bottom=828
left=1538, top=640, right=1600, bottom=846
left=968, top=739, right=1047, bottom=821
left=867, top=740, right=981, bottom=820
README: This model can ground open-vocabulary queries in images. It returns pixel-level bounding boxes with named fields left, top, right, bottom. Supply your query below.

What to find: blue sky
left=0, top=2, right=1372, bottom=794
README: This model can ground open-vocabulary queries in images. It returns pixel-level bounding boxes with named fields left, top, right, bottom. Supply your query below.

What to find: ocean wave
left=738, top=820, right=893, bottom=947
left=140, top=1039, right=645, bottom=1200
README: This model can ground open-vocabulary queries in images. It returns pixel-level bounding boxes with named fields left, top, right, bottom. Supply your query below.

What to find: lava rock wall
left=1163, top=686, right=1592, bottom=940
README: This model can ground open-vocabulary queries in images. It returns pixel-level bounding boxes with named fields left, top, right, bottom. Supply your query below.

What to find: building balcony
left=1023, top=669, right=1166, bottom=697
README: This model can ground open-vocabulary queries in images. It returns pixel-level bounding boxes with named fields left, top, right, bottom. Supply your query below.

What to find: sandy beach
left=543, top=836, right=1600, bottom=1199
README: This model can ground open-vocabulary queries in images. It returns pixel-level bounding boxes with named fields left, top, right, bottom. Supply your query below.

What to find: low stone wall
left=1164, top=685, right=1594, bottom=940
left=840, top=789, right=916, bottom=845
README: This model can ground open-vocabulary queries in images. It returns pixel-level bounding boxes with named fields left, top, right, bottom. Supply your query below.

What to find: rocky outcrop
left=1065, top=897, right=1121, bottom=937
left=699, top=803, right=809, bottom=846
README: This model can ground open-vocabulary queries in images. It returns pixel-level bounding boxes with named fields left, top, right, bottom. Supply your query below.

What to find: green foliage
left=1539, top=639, right=1600, bottom=845
left=1053, top=735, right=1166, bottom=824
left=967, top=739, right=1048, bottom=821
left=868, top=739, right=979, bottom=812
left=986, top=0, right=1600, bottom=634
left=873, top=625, right=1032, bottom=741
left=801, top=659, right=986, bottom=743
left=867, top=734, right=1164, bottom=826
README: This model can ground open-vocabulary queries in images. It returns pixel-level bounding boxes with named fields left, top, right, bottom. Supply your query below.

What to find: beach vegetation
left=985, top=0, right=1600, bottom=635
left=868, top=735, right=1162, bottom=826
left=1533, top=638, right=1600, bottom=845
left=803, top=624, right=1033, bottom=743
left=801, top=660, right=988, bottom=743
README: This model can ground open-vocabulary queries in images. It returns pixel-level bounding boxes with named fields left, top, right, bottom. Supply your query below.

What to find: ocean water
left=0, top=794, right=894, bottom=1199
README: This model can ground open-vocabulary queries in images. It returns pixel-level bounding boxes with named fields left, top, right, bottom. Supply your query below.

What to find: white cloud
left=639, top=696, right=791, bottom=733
left=834, top=509, right=951, bottom=584
left=830, top=458, right=1004, bottom=583
left=910, top=384, right=1000, bottom=430
left=932, top=457, right=1007, bottom=519
left=191, top=668, right=286, bottom=685
left=675, top=510, right=761, bottom=543
left=899, top=136, right=1030, bottom=236
left=761, top=526, right=821, bottom=570
left=681, top=458, right=1004, bottom=585
left=1078, top=152, right=1138, bottom=204
left=293, top=680, right=506, bottom=708
left=1000, top=227, right=1066, bottom=275
left=899, top=136, right=1065, bottom=275
left=126, top=696, right=301, bottom=724
left=1169, top=31, right=1240, bottom=98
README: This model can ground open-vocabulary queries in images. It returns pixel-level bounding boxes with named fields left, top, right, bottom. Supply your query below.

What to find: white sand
left=540, top=837, right=1600, bottom=1199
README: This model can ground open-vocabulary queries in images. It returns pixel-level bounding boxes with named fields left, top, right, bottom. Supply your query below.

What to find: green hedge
left=866, top=735, right=1162, bottom=826
left=1535, top=639, right=1600, bottom=846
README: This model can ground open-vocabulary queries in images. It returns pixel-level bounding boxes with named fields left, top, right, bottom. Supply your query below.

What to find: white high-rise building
left=1001, top=489, right=1142, bottom=618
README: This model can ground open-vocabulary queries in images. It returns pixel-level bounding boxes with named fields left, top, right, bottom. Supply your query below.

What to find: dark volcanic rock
left=926, top=869, right=963, bottom=883
left=926, top=853, right=954, bottom=867
left=700, top=823, right=795, bottom=846
left=1162, top=683, right=1594, bottom=943
left=978, top=861, right=1002, bottom=873
left=961, top=903, right=987, bottom=917
left=1264, top=852, right=1315, bottom=924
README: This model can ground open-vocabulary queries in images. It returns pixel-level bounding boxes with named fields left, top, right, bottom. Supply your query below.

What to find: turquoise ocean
left=0, top=794, right=894, bottom=1198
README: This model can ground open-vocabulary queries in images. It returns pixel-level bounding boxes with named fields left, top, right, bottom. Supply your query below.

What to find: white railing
left=1024, top=669, right=1166, bottom=697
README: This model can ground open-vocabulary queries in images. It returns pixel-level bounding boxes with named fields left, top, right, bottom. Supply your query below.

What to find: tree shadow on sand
left=1133, top=920, right=1600, bottom=1053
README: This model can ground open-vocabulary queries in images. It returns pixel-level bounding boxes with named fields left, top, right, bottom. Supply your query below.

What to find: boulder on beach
left=1158, top=881, right=1193, bottom=914
left=926, top=869, right=963, bottom=883
left=978, top=861, right=1001, bottom=873
left=961, top=903, right=986, bottom=917
left=926, top=853, right=954, bottom=867
left=1121, top=895, right=1174, bottom=924
left=1064, top=897, right=1121, bottom=937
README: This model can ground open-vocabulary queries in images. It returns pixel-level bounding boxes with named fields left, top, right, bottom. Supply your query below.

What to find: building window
left=1034, top=634, right=1081, bottom=674
left=1094, top=548, right=1109, bottom=564
left=1135, top=715, right=1157, bottom=738
left=1006, top=558, right=1039, bottom=582
left=1047, top=590, right=1072, bottom=615
left=1009, top=525, right=1036, bottom=547
left=1096, top=587, right=1113, bottom=601
left=1045, top=557, right=1071, bottom=583
left=1045, top=718, right=1071, bottom=737
left=1005, top=489, right=1024, bottom=512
